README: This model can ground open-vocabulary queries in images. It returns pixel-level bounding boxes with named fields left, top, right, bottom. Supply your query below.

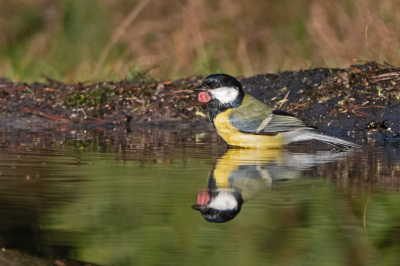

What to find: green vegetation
left=1, top=0, right=400, bottom=83
left=67, top=87, right=117, bottom=107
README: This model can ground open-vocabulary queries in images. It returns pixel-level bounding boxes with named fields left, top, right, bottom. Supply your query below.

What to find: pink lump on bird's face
left=198, top=91, right=212, bottom=103
left=197, top=189, right=210, bottom=204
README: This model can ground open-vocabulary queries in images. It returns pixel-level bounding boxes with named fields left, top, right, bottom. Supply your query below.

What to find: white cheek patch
left=208, top=192, right=238, bottom=210
left=210, top=87, right=239, bottom=104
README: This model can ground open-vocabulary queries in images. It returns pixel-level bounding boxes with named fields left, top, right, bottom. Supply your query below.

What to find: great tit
left=196, top=74, right=360, bottom=149
left=192, top=149, right=283, bottom=223
left=192, top=148, right=355, bottom=223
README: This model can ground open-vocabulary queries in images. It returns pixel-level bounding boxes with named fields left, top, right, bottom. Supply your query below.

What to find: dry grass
left=1, top=0, right=400, bottom=82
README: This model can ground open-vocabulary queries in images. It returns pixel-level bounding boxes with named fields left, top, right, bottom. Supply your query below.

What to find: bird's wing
left=229, top=94, right=309, bottom=134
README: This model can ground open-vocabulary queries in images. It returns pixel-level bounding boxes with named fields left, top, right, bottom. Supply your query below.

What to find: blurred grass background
left=1, top=0, right=400, bottom=83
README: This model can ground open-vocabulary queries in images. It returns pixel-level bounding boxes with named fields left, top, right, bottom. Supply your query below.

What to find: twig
left=371, top=72, right=400, bottom=82
left=287, top=102, right=309, bottom=112
left=356, top=105, right=385, bottom=109
left=172, top=90, right=194, bottom=93
left=22, top=107, right=127, bottom=125
left=372, top=77, right=399, bottom=82
left=338, top=105, right=385, bottom=118
left=138, top=116, right=149, bottom=123
left=339, top=107, right=370, bottom=118
left=40, top=74, right=64, bottom=87
left=22, top=107, right=71, bottom=122
left=279, top=91, right=290, bottom=109
left=372, top=73, right=399, bottom=79
left=383, top=61, right=398, bottom=69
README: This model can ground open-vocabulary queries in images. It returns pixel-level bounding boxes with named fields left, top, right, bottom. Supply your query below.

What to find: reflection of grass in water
left=29, top=141, right=399, bottom=265
left=42, top=154, right=212, bottom=264
left=4, top=134, right=400, bottom=265
left=41, top=155, right=400, bottom=266
left=1, top=0, right=400, bottom=82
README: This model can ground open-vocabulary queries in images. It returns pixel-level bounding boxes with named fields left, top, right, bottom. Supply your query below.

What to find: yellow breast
left=213, top=109, right=284, bottom=149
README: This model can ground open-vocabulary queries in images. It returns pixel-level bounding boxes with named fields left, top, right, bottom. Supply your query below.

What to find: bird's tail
left=282, top=130, right=361, bottom=149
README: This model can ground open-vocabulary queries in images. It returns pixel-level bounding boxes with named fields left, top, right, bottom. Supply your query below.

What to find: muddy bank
left=1, top=61, right=399, bottom=139
left=243, top=61, right=400, bottom=138
left=0, top=249, right=100, bottom=266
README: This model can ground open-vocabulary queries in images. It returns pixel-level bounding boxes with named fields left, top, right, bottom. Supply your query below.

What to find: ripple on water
left=0, top=128, right=398, bottom=265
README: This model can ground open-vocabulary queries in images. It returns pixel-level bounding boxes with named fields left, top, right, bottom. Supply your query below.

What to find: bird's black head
left=192, top=190, right=244, bottom=223
left=192, top=205, right=242, bottom=223
left=196, top=74, right=245, bottom=122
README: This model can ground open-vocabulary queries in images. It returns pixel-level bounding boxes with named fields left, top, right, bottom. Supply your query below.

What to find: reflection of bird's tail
left=283, top=130, right=361, bottom=149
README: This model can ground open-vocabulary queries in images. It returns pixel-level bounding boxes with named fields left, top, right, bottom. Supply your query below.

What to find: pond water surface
left=0, top=126, right=400, bottom=265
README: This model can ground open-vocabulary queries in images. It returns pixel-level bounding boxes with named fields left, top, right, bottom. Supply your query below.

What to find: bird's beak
left=194, top=84, right=206, bottom=91
left=192, top=204, right=206, bottom=211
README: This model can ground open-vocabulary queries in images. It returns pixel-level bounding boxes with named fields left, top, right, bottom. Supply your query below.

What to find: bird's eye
left=214, top=210, right=219, bottom=214
left=215, top=83, right=220, bottom=88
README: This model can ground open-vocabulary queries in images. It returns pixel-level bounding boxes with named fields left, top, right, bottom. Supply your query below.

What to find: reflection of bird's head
left=196, top=74, right=244, bottom=108
left=192, top=189, right=243, bottom=223
left=193, top=148, right=357, bottom=223
left=192, top=148, right=283, bottom=223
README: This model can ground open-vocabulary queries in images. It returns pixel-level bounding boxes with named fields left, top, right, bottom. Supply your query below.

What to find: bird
left=192, top=147, right=354, bottom=223
left=192, top=149, right=283, bottom=223
left=195, top=74, right=360, bottom=149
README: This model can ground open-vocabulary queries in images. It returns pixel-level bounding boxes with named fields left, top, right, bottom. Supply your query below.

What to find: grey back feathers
left=229, top=94, right=309, bottom=134
left=229, top=94, right=360, bottom=149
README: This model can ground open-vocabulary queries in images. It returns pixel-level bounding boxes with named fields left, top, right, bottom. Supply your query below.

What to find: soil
left=1, top=61, right=400, bottom=141
left=0, top=248, right=100, bottom=266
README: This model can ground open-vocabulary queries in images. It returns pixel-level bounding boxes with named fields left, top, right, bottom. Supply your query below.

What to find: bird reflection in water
left=192, top=148, right=353, bottom=223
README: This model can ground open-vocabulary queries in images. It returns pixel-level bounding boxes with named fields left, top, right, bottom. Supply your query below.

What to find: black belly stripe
left=238, top=130, right=280, bottom=136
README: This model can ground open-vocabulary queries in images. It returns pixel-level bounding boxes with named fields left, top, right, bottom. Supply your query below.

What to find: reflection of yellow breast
left=213, top=149, right=284, bottom=199
left=213, top=109, right=284, bottom=149
left=214, top=148, right=283, bottom=187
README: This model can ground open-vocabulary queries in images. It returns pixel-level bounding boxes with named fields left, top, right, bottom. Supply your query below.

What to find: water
left=0, top=127, right=400, bottom=265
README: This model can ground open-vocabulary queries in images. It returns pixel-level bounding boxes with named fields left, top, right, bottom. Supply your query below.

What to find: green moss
left=67, top=87, right=117, bottom=107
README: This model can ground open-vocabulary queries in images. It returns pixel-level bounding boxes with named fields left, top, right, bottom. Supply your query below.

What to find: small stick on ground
left=338, top=105, right=385, bottom=118
left=279, top=91, right=290, bottom=109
